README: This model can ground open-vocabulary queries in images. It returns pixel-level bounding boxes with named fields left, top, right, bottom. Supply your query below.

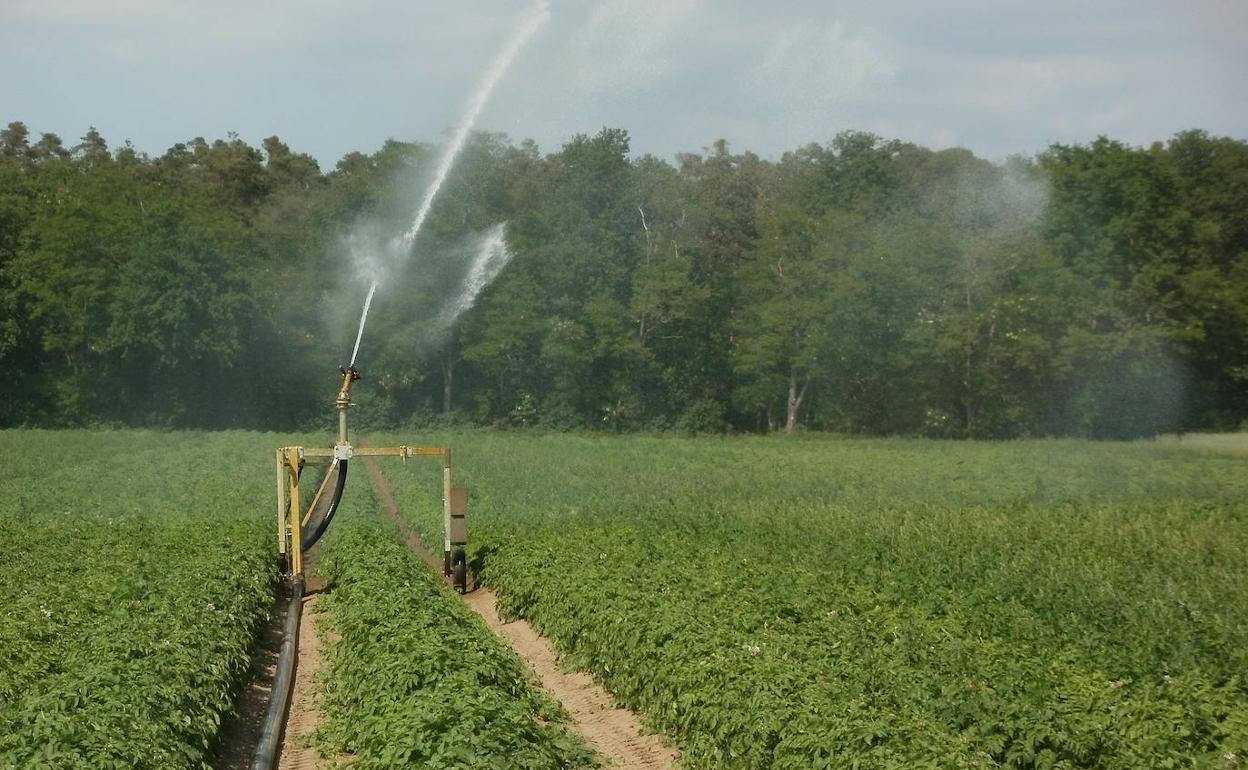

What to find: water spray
left=348, top=1, right=549, bottom=368
left=349, top=283, right=376, bottom=368
left=437, top=223, right=513, bottom=331
left=396, top=1, right=550, bottom=250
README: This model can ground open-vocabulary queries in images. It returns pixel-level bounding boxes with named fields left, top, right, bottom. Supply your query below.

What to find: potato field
left=309, top=483, right=596, bottom=768
left=2, top=429, right=1246, bottom=769
left=0, top=430, right=591, bottom=769
left=379, top=432, right=1248, bottom=769
left=0, top=431, right=277, bottom=768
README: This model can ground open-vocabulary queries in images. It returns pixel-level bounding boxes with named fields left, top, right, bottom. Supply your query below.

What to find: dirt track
left=212, top=571, right=339, bottom=770
left=363, top=455, right=679, bottom=770
left=277, top=589, right=329, bottom=770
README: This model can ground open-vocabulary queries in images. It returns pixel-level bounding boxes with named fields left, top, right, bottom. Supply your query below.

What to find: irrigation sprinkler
left=256, top=368, right=470, bottom=768
left=274, top=365, right=469, bottom=592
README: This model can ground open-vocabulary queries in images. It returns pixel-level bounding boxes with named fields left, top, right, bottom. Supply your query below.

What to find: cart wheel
left=452, top=561, right=467, bottom=593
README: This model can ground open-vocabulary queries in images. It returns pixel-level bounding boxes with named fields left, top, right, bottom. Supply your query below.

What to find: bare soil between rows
left=363, top=454, right=679, bottom=770
left=211, top=592, right=286, bottom=770
left=211, top=552, right=342, bottom=769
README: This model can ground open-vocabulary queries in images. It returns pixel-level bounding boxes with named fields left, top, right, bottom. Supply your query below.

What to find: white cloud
left=1, top=0, right=355, bottom=57
left=1, top=0, right=171, bottom=24
left=557, top=0, right=701, bottom=91
left=946, top=53, right=1126, bottom=112
left=750, top=20, right=896, bottom=105
left=2, top=0, right=1243, bottom=166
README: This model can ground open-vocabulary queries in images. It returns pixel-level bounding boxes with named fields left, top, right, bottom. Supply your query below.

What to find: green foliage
left=312, top=485, right=597, bottom=769
left=0, top=430, right=279, bottom=769
left=379, top=431, right=1248, bottom=769
left=1, top=121, right=1246, bottom=436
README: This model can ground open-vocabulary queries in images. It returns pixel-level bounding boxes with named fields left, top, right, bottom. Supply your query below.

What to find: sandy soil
left=364, top=454, right=679, bottom=770
left=276, top=590, right=330, bottom=770
left=212, top=568, right=342, bottom=770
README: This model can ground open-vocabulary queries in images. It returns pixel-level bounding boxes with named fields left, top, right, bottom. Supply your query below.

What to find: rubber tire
left=452, top=561, right=467, bottom=594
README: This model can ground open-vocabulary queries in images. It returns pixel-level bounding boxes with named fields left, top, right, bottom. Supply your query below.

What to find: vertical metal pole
left=443, top=448, right=452, bottom=575
left=289, top=453, right=303, bottom=578
left=335, top=366, right=357, bottom=446
left=275, top=449, right=287, bottom=556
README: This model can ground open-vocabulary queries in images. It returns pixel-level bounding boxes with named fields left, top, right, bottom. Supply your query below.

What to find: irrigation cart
left=274, top=365, right=469, bottom=591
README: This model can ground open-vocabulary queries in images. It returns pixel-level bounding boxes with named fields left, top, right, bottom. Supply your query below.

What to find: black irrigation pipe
left=250, top=575, right=304, bottom=770
left=301, top=460, right=348, bottom=552
left=253, top=451, right=347, bottom=767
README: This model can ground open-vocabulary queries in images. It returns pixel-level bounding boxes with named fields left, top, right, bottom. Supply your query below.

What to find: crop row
left=0, top=430, right=279, bottom=769
left=310, top=479, right=596, bottom=769
left=379, top=432, right=1248, bottom=769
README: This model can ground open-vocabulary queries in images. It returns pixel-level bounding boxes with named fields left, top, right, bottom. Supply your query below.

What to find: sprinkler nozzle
left=335, top=365, right=360, bottom=445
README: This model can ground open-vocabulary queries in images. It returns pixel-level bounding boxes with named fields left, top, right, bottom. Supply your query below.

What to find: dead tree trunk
left=785, top=369, right=810, bottom=435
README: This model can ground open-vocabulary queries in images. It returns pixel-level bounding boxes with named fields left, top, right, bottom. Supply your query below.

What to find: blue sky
left=2, top=0, right=1244, bottom=168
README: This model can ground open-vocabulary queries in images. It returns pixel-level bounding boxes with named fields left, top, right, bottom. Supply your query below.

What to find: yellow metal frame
left=275, top=444, right=456, bottom=579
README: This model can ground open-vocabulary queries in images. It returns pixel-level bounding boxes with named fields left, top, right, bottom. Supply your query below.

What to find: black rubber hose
left=301, top=459, right=348, bottom=551
left=296, top=463, right=335, bottom=539
left=250, top=575, right=303, bottom=770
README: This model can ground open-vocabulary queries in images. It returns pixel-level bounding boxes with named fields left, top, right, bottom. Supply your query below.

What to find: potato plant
left=311, top=482, right=597, bottom=769
left=379, top=432, right=1248, bottom=769
left=0, top=430, right=279, bottom=769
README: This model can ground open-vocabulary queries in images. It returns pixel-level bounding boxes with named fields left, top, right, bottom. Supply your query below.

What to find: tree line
left=1, top=120, right=1244, bottom=438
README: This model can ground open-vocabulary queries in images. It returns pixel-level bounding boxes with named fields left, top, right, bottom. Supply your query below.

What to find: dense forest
left=0, top=120, right=1244, bottom=437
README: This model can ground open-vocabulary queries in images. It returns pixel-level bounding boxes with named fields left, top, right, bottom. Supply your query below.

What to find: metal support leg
left=288, top=453, right=303, bottom=579
left=275, top=448, right=288, bottom=558
left=442, top=448, right=452, bottom=576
